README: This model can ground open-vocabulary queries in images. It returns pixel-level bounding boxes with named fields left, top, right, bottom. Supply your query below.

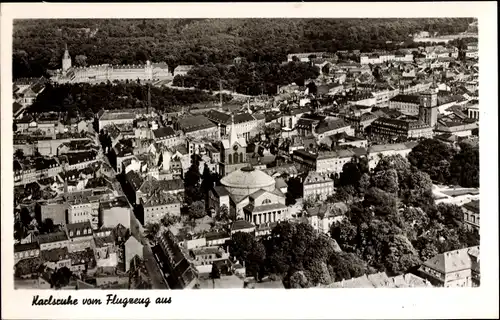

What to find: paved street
left=143, top=242, right=169, bottom=289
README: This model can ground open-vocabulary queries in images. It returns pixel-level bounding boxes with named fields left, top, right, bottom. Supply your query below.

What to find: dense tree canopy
left=27, top=82, right=218, bottom=115
left=13, top=18, right=472, bottom=78
left=408, top=139, right=479, bottom=188
left=408, top=138, right=456, bottom=184
left=173, top=61, right=320, bottom=95
left=449, top=143, right=479, bottom=188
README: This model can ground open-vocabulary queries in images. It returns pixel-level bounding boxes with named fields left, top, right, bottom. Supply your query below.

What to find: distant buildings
left=432, top=185, right=480, bottom=206
left=360, top=52, right=413, bottom=65
left=287, top=52, right=327, bottom=62
left=51, top=46, right=172, bottom=84
left=173, top=65, right=194, bottom=77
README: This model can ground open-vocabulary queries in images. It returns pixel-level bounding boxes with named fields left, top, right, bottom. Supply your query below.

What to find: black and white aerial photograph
left=11, top=16, right=482, bottom=291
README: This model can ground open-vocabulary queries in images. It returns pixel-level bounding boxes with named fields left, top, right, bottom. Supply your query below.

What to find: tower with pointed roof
left=62, top=44, right=72, bottom=72
left=220, top=113, right=247, bottom=176
left=229, top=114, right=238, bottom=146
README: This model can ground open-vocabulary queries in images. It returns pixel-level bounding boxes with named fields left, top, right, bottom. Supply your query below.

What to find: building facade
left=463, top=200, right=480, bottom=231
left=303, top=171, right=335, bottom=201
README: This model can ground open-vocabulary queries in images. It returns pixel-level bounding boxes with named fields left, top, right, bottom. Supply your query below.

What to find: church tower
left=229, top=114, right=238, bottom=147
left=419, top=91, right=438, bottom=127
left=62, top=43, right=72, bottom=72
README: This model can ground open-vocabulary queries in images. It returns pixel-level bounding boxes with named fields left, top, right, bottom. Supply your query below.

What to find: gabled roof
left=315, top=119, right=351, bottom=135
left=304, top=171, right=333, bottom=185
left=66, top=221, right=93, bottom=239
left=463, top=200, right=479, bottom=214
left=422, top=246, right=478, bottom=274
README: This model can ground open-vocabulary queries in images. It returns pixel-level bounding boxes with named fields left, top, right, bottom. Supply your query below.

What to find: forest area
left=172, top=61, right=320, bottom=96
left=26, top=82, right=218, bottom=116
left=13, top=18, right=473, bottom=79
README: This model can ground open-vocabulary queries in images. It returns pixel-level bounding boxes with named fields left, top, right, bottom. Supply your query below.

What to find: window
left=262, top=199, right=272, bottom=205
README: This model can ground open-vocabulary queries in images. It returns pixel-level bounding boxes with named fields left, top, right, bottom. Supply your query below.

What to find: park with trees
left=13, top=18, right=473, bottom=79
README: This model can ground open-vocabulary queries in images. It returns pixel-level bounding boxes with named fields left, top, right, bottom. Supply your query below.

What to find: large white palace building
left=50, top=46, right=173, bottom=84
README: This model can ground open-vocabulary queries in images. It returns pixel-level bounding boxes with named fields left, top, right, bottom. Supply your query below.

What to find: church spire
left=62, top=43, right=72, bottom=72
left=229, top=113, right=237, bottom=146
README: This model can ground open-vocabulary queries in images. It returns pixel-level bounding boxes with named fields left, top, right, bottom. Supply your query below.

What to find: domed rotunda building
left=220, top=166, right=275, bottom=196
left=209, top=165, right=288, bottom=226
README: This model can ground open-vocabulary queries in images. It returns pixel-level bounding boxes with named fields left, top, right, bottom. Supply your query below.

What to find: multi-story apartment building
left=389, top=94, right=421, bottom=115
left=370, top=117, right=434, bottom=139
left=206, top=110, right=263, bottom=142
left=140, top=192, right=182, bottom=226
left=303, top=171, right=334, bottom=201
left=175, top=115, right=219, bottom=140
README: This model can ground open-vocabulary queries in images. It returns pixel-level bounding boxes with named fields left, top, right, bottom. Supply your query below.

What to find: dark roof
left=35, top=158, right=59, bottom=171
left=66, top=221, right=93, bottom=239
left=153, top=126, right=176, bottom=139
left=213, top=185, right=230, bottom=197
left=463, top=200, right=479, bottom=214
left=143, top=192, right=181, bottom=207
left=100, top=196, right=130, bottom=210
left=156, top=230, right=197, bottom=289
left=206, top=110, right=256, bottom=125
left=390, top=94, right=421, bottom=104
left=126, top=171, right=145, bottom=191
left=38, top=231, right=68, bottom=244
left=14, top=242, right=40, bottom=253
left=177, top=115, right=216, bottom=133
left=231, top=220, right=255, bottom=231
left=139, top=178, right=184, bottom=194
left=13, top=102, right=23, bottom=115
left=41, top=247, right=69, bottom=262
left=62, top=151, right=97, bottom=166
left=315, top=119, right=350, bottom=134
left=204, top=231, right=230, bottom=242
left=293, top=149, right=318, bottom=160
